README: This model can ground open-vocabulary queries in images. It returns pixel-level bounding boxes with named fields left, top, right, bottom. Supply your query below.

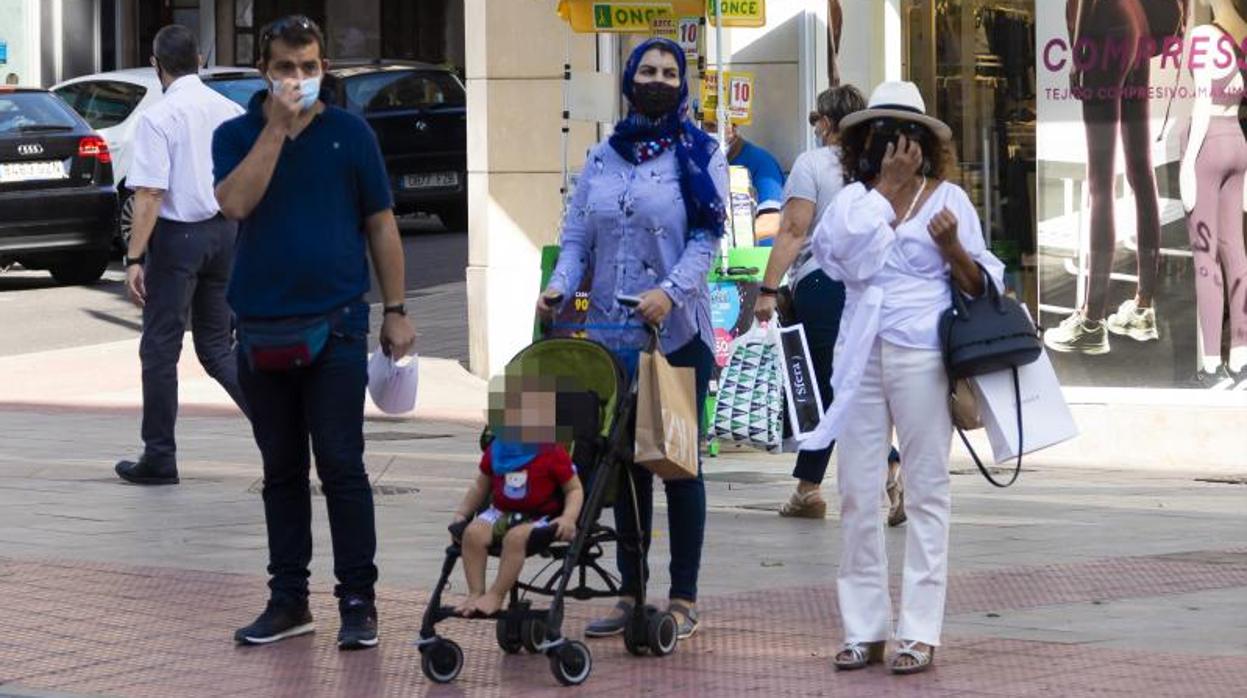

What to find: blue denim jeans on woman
left=237, top=301, right=378, bottom=606
left=613, top=336, right=715, bottom=603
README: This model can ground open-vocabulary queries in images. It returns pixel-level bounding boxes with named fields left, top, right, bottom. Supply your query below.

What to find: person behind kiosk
left=706, top=118, right=785, bottom=243
left=750, top=86, right=905, bottom=525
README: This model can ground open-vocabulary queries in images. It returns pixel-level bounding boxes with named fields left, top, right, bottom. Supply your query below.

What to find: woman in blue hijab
left=538, top=38, right=727, bottom=640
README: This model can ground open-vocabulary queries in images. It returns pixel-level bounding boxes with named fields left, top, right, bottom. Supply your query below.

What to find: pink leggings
left=1185, top=117, right=1247, bottom=353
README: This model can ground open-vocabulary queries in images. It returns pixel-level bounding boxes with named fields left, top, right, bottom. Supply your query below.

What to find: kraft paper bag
left=634, top=349, right=699, bottom=481
left=970, top=350, right=1078, bottom=464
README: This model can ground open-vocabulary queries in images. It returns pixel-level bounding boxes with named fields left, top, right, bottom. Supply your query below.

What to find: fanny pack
left=237, top=308, right=345, bottom=372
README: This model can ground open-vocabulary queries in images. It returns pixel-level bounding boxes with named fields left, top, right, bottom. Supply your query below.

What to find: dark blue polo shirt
left=213, top=90, right=393, bottom=319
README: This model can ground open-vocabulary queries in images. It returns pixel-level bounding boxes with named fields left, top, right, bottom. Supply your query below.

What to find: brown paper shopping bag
left=634, top=349, right=699, bottom=480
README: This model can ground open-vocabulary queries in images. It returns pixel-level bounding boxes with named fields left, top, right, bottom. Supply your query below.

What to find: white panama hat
left=839, top=81, right=952, bottom=142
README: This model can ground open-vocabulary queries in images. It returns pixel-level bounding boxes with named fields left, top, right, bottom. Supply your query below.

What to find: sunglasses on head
left=260, top=15, right=315, bottom=45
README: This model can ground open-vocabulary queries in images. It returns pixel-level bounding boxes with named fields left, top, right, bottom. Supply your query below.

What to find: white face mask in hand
left=269, top=74, right=321, bottom=112
left=368, top=351, right=419, bottom=415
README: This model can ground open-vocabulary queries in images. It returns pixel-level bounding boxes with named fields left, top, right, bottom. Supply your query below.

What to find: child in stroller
left=449, top=374, right=584, bottom=617
left=416, top=337, right=681, bottom=687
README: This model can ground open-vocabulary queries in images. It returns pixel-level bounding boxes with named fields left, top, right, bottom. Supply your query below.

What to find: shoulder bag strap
left=955, top=366, right=1022, bottom=488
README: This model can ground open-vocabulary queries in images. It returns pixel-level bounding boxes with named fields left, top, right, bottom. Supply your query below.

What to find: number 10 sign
left=700, top=70, right=754, bottom=126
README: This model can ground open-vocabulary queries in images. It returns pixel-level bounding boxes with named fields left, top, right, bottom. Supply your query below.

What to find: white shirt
left=781, top=145, right=845, bottom=282
left=798, top=181, right=1005, bottom=450
left=127, top=74, right=245, bottom=222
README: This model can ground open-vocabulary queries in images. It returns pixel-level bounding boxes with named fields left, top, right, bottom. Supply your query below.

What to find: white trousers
left=836, top=339, right=952, bottom=647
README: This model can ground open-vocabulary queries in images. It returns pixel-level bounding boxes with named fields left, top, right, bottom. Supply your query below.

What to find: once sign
left=592, top=3, right=674, bottom=32
left=706, top=0, right=765, bottom=27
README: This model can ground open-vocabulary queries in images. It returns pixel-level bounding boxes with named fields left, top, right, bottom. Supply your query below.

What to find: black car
left=324, top=60, right=467, bottom=231
left=0, top=87, right=117, bottom=285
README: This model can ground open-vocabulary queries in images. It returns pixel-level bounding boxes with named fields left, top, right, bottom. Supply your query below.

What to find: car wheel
left=437, top=205, right=468, bottom=232
left=50, top=251, right=110, bottom=286
left=117, top=190, right=135, bottom=254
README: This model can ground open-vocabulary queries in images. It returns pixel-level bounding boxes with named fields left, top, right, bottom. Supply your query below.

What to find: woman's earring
left=922, top=159, right=933, bottom=176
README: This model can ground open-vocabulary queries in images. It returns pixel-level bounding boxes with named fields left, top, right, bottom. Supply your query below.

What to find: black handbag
left=939, top=265, right=1042, bottom=487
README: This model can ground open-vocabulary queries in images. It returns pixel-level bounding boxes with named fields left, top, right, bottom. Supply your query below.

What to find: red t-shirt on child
left=480, top=444, right=575, bottom=517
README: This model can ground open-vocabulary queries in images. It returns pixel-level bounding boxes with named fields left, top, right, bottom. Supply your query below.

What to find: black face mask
left=631, top=81, right=681, bottom=118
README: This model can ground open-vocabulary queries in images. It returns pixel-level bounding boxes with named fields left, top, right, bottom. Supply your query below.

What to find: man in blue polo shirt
left=706, top=119, right=786, bottom=244
left=213, top=15, right=415, bottom=651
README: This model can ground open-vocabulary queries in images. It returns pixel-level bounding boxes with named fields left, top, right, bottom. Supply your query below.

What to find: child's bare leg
left=456, top=519, right=492, bottom=614
left=471, top=523, right=534, bottom=616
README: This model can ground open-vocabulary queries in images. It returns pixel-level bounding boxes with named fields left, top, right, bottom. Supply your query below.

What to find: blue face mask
left=269, top=74, right=321, bottom=111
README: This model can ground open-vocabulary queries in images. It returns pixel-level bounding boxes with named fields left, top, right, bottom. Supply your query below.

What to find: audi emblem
left=414, top=120, right=429, bottom=132
left=17, top=143, right=44, bottom=156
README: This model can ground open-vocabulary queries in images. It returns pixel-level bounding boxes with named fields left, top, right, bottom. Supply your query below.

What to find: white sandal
left=890, top=640, right=935, bottom=675
left=832, top=641, right=884, bottom=670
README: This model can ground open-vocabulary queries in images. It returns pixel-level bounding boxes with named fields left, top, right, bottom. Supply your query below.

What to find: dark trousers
left=614, top=337, right=715, bottom=603
left=791, top=271, right=844, bottom=484
left=140, top=215, right=247, bottom=465
left=790, top=271, right=899, bottom=484
left=237, top=303, right=377, bottom=605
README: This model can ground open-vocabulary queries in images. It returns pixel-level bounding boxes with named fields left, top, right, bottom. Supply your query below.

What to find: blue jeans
left=613, top=337, right=715, bottom=603
left=790, top=271, right=898, bottom=483
left=237, top=302, right=377, bottom=605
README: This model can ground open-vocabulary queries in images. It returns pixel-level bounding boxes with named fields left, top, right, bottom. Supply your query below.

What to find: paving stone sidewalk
left=0, top=411, right=1244, bottom=696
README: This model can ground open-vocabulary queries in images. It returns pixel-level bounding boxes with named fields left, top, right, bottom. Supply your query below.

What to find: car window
left=204, top=77, right=267, bottom=109
left=342, top=71, right=465, bottom=115
left=53, top=80, right=146, bottom=130
left=0, top=92, right=80, bottom=135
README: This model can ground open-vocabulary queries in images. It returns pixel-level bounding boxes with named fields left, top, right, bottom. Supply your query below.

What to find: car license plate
left=0, top=160, right=68, bottom=184
left=402, top=172, right=458, bottom=190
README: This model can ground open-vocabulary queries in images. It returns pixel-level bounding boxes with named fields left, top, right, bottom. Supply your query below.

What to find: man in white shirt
left=116, top=25, right=249, bottom=485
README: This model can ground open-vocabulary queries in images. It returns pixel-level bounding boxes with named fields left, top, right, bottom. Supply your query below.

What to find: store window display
left=1181, top=0, right=1247, bottom=387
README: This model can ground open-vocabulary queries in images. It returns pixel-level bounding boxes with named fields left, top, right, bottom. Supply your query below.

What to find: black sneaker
left=338, top=595, right=378, bottom=650
left=234, top=600, right=314, bottom=645
left=1195, top=366, right=1235, bottom=391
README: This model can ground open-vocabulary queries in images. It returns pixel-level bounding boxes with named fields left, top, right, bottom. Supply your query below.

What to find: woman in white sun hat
left=800, top=81, right=1005, bottom=675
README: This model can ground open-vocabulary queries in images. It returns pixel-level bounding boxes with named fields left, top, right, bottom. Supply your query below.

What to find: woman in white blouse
left=801, top=82, right=1004, bottom=675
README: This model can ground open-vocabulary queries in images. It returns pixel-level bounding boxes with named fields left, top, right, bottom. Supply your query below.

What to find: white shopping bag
left=367, top=351, right=419, bottom=414
left=970, top=350, right=1078, bottom=464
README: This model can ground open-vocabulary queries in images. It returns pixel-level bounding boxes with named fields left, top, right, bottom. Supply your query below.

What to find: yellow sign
left=650, top=17, right=678, bottom=39
left=591, top=3, right=673, bottom=32
left=700, top=70, right=754, bottom=125
left=706, top=0, right=765, bottom=27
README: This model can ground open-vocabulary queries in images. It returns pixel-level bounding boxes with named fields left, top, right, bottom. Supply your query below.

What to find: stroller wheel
left=549, top=640, right=593, bottom=686
left=521, top=617, right=547, bottom=653
left=420, top=638, right=464, bottom=684
left=623, top=613, right=648, bottom=656
left=495, top=618, right=522, bottom=654
left=647, top=610, right=679, bottom=657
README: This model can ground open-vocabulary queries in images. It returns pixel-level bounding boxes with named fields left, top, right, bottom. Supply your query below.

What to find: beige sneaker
left=1105, top=299, right=1159, bottom=342
left=779, top=489, right=827, bottom=518
left=1044, top=311, right=1110, bottom=355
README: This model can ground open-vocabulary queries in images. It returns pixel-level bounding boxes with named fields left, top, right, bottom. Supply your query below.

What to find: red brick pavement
left=1, top=551, right=1245, bottom=697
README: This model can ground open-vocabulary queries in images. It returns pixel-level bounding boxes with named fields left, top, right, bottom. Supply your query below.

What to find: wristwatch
left=759, top=285, right=780, bottom=297
left=124, top=253, right=146, bottom=268
left=383, top=303, right=407, bottom=317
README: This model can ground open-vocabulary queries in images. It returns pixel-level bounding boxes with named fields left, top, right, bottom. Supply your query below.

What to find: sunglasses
left=808, top=111, right=825, bottom=127
left=260, top=15, right=316, bottom=46
left=869, top=118, right=929, bottom=140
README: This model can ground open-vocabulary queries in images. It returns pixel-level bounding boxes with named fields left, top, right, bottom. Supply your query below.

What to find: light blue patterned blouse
left=547, top=141, right=728, bottom=356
